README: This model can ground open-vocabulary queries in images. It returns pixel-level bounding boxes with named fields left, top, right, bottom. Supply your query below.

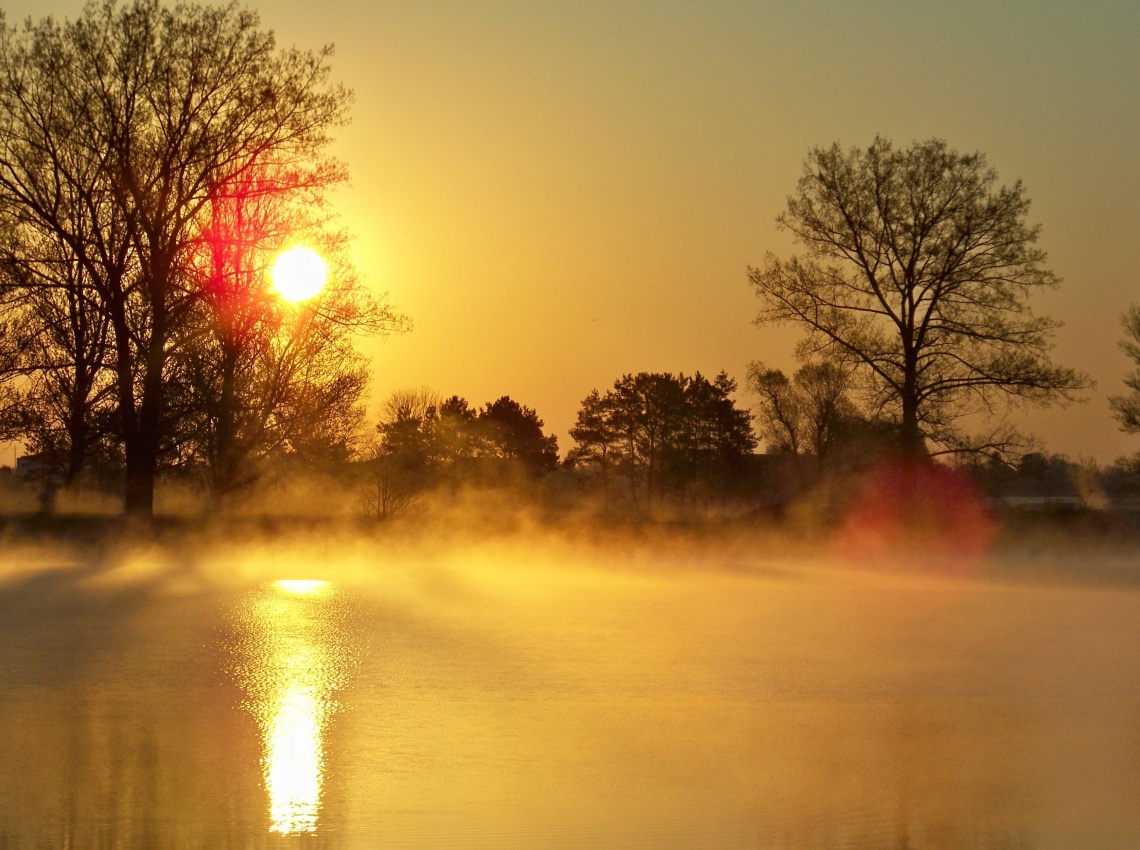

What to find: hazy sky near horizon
left=9, top=0, right=1140, bottom=460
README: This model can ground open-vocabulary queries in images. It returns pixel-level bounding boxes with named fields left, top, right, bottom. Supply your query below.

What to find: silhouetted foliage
left=370, top=388, right=560, bottom=503
left=748, top=358, right=858, bottom=459
left=749, top=137, right=1087, bottom=462
left=374, top=388, right=443, bottom=485
left=747, top=357, right=879, bottom=492
left=672, top=372, right=757, bottom=505
left=1109, top=305, right=1140, bottom=435
left=566, top=390, right=616, bottom=507
left=567, top=371, right=755, bottom=514
left=962, top=451, right=1110, bottom=508
left=479, top=396, right=559, bottom=475
left=1103, top=454, right=1140, bottom=501
left=435, top=395, right=481, bottom=473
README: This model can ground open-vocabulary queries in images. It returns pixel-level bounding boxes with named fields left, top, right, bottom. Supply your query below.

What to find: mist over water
left=0, top=528, right=1138, bottom=849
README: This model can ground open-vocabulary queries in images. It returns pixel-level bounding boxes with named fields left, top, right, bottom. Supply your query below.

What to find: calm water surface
left=1, top=540, right=1138, bottom=849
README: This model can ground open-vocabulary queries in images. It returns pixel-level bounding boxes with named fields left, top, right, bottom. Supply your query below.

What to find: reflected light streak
left=265, top=642, right=324, bottom=833
left=231, top=581, right=355, bottom=835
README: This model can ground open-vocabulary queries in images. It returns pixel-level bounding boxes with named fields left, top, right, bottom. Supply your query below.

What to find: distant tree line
left=358, top=373, right=759, bottom=521
left=358, top=389, right=559, bottom=519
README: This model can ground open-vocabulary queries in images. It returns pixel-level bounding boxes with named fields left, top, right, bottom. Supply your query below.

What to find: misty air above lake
left=0, top=0, right=1137, bottom=847
left=0, top=526, right=1138, bottom=849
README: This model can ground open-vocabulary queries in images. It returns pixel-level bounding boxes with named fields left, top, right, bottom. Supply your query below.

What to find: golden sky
left=13, top=0, right=1140, bottom=460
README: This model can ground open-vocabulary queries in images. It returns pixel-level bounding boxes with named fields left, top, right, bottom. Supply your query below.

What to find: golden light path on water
left=230, top=579, right=356, bottom=835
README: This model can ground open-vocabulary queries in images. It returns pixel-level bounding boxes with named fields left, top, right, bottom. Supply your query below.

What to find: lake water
left=1, top=533, right=1138, bottom=849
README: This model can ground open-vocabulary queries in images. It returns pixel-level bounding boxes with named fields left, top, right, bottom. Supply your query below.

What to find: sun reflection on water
left=230, top=580, right=356, bottom=835
left=275, top=579, right=329, bottom=595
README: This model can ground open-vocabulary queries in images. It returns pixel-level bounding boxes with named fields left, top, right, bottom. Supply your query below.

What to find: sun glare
left=271, top=246, right=328, bottom=302
left=276, top=580, right=328, bottom=595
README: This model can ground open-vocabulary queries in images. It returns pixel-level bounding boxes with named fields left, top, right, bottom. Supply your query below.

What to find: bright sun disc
left=272, top=246, right=327, bottom=302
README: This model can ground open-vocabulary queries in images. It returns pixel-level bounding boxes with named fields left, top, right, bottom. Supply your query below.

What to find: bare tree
left=747, top=366, right=803, bottom=456
left=748, top=358, right=857, bottom=460
left=375, top=387, right=444, bottom=477
left=0, top=199, right=116, bottom=499
left=356, top=450, right=420, bottom=522
left=1109, top=305, right=1140, bottom=435
left=749, top=137, right=1087, bottom=461
left=0, top=0, right=355, bottom=517
left=181, top=163, right=406, bottom=506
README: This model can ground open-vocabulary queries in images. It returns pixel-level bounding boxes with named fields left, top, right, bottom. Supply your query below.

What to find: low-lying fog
left=0, top=525, right=1138, bottom=849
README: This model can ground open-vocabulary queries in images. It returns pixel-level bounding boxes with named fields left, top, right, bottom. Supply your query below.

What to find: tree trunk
left=210, top=346, right=238, bottom=511
left=60, top=353, right=90, bottom=490
left=110, top=292, right=145, bottom=517
left=899, top=348, right=927, bottom=460
left=113, top=282, right=167, bottom=520
left=899, top=399, right=924, bottom=458
left=123, top=453, right=155, bottom=516
left=645, top=453, right=654, bottom=516
left=599, top=447, right=609, bottom=512
left=64, top=409, right=87, bottom=489
left=125, top=348, right=164, bottom=518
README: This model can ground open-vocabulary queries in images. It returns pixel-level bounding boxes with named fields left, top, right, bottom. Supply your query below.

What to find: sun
left=271, top=246, right=328, bottom=302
